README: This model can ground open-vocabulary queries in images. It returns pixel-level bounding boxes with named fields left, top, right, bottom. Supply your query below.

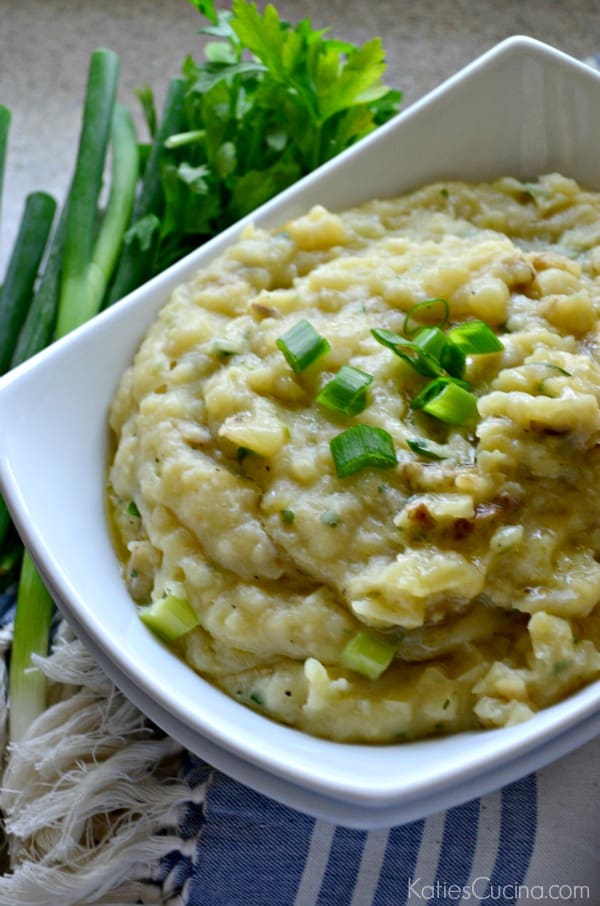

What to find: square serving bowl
left=1, top=36, right=600, bottom=829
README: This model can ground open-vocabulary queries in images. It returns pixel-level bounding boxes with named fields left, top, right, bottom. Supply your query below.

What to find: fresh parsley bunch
left=106, top=0, right=402, bottom=303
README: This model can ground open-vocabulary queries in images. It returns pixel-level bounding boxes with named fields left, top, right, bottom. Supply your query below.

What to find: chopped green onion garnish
left=524, top=361, right=572, bottom=377
left=330, top=424, right=397, bottom=478
left=413, top=326, right=447, bottom=361
left=403, top=297, right=450, bottom=338
left=139, top=594, right=200, bottom=643
left=126, top=500, right=141, bottom=517
left=276, top=319, right=330, bottom=373
left=371, top=328, right=443, bottom=378
left=410, top=374, right=469, bottom=408
left=439, top=340, right=466, bottom=378
left=411, top=378, right=479, bottom=425
left=446, top=320, right=503, bottom=354
left=317, top=364, right=373, bottom=415
left=341, top=630, right=397, bottom=680
left=370, top=327, right=404, bottom=350
left=406, top=438, right=447, bottom=461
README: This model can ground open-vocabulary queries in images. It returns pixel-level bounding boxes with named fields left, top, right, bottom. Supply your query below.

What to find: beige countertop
left=0, top=0, right=598, bottom=267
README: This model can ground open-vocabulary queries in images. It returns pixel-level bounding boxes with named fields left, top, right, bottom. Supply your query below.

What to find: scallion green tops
left=330, top=424, right=397, bottom=478
left=317, top=365, right=373, bottom=416
left=371, top=309, right=503, bottom=429
left=276, top=319, right=330, bottom=373
left=276, top=302, right=504, bottom=479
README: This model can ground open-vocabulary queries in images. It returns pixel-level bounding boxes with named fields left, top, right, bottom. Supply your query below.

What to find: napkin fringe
left=0, top=622, right=206, bottom=905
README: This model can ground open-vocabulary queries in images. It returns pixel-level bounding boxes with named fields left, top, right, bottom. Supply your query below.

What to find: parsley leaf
left=107, top=0, right=402, bottom=302
left=187, top=0, right=219, bottom=24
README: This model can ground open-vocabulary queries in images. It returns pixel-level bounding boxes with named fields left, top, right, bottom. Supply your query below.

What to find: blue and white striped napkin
left=153, top=737, right=599, bottom=905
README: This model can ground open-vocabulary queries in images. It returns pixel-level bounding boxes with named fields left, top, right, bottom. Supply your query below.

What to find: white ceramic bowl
left=1, top=36, right=600, bottom=829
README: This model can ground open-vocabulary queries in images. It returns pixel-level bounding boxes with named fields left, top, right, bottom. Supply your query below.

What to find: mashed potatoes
left=107, top=173, right=600, bottom=743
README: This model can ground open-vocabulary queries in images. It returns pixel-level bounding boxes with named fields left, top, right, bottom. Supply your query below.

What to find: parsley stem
left=104, top=76, right=187, bottom=306
left=311, top=121, right=323, bottom=171
left=164, top=128, right=206, bottom=149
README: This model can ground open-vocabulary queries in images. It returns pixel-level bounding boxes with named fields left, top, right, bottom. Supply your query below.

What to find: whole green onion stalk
left=9, top=49, right=138, bottom=744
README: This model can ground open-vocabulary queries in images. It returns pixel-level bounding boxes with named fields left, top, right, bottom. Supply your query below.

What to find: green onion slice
left=524, top=361, right=572, bottom=377
left=403, top=297, right=450, bottom=338
left=410, top=378, right=445, bottom=411
left=341, top=630, right=397, bottom=680
left=439, top=340, right=466, bottom=378
left=412, top=326, right=447, bottom=361
left=330, top=424, right=397, bottom=478
left=139, top=594, right=200, bottom=643
left=406, top=438, right=447, bottom=461
left=446, top=320, right=504, bottom=355
left=276, top=319, right=330, bottom=373
left=280, top=509, right=295, bottom=524
left=317, top=364, right=373, bottom=416
left=411, top=377, right=479, bottom=425
left=371, top=328, right=443, bottom=378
